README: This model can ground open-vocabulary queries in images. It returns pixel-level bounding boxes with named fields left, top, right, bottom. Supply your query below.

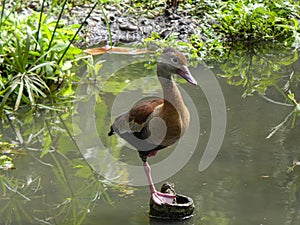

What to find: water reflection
left=0, top=44, right=300, bottom=225
left=0, top=107, right=110, bottom=224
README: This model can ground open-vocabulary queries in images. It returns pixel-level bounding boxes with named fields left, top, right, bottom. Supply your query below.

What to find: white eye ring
left=171, top=57, right=178, bottom=64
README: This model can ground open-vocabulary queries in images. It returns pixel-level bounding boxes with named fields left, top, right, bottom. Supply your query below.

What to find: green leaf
left=62, top=61, right=72, bottom=71
left=24, top=77, right=35, bottom=105
left=14, top=78, right=24, bottom=111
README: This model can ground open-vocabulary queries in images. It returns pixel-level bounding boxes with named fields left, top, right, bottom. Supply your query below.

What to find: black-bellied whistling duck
left=108, top=47, right=197, bottom=205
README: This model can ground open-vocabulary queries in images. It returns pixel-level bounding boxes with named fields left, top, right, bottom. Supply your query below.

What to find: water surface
left=1, top=47, right=300, bottom=225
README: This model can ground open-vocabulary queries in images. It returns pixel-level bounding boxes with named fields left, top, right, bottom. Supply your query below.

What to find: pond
left=1, top=44, right=300, bottom=225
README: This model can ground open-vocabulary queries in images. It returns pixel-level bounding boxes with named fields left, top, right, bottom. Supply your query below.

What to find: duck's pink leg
left=143, top=162, right=176, bottom=205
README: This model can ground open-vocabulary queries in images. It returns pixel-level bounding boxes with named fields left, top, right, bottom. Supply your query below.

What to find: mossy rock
left=149, top=183, right=194, bottom=220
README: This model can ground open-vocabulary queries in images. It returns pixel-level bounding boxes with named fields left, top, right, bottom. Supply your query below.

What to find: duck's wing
left=108, top=98, right=164, bottom=136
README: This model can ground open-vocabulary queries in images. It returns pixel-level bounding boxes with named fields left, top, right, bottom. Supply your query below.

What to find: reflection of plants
left=0, top=175, right=41, bottom=225
left=218, top=42, right=291, bottom=97
left=0, top=155, right=14, bottom=170
left=0, top=136, right=18, bottom=171
left=217, top=41, right=300, bottom=137
left=0, top=105, right=112, bottom=225
left=44, top=151, right=110, bottom=225
left=288, top=92, right=300, bottom=127
left=266, top=91, right=300, bottom=139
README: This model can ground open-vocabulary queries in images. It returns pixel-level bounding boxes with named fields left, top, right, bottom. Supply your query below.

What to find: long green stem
left=100, top=4, right=113, bottom=47
left=57, top=113, right=95, bottom=173
left=0, top=0, right=6, bottom=38
left=35, top=0, right=46, bottom=51
left=56, top=2, right=98, bottom=91
left=46, top=0, right=68, bottom=54
left=57, top=2, right=98, bottom=66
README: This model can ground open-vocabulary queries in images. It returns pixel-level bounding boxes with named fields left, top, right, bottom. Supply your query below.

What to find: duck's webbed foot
left=151, top=191, right=176, bottom=205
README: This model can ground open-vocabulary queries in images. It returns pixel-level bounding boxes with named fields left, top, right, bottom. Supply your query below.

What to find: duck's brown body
left=108, top=47, right=197, bottom=205
left=109, top=95, right=189, bottom=161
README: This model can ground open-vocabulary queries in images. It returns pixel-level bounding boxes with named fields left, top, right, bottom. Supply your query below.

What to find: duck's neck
left=157, top=69, right=186, bottom=111
left=157, top=65, right=190, bottom=136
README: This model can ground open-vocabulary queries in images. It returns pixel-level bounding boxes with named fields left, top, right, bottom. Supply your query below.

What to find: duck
left=108, top=47, right=197, bottom=205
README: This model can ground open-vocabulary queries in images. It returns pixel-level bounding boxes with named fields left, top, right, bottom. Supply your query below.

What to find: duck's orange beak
left=177, top=65, right=198, bottom=86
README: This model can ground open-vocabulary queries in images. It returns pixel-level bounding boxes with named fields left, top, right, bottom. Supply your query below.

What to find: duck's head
left=158, top=47, right=198, bottom=86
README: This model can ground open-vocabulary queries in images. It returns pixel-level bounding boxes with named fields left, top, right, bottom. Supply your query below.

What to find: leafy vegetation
left=0, top=0, right=84, bottom=112
left=142, top=0, right=300, bottom=59
left=214, top=0, right=300, bottom=43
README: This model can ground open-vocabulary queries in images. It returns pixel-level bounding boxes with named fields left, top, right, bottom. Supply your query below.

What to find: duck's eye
left=171, top=57, right=178, bottom=64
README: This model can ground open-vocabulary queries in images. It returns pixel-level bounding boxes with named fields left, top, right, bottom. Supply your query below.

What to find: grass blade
left=100, top=4, right=112, bottom=47
left=14, top=78, right=24, bottom=111
left=22, top=33, right=31, bottom=70
left=27, top=61, right=55, bottom=73
left=24, top=77, right=35, bottom=105
left=0, top=0, right=6, bottom=36
left=1, top=81, right=19, bottom=108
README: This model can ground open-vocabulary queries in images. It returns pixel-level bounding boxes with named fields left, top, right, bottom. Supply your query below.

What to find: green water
left=1, top=47, right=300, bottom=225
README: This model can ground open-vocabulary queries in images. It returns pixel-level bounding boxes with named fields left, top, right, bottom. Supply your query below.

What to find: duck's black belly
left=118, top=128, right=167, bottom=162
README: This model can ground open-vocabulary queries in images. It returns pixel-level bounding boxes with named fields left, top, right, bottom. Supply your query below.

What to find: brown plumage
left=108, top=47, right=197, bottom=205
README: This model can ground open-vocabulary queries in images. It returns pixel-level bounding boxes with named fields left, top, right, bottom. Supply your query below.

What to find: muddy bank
left=25, top=1, right=203, bottom=47
left=71, top=4, right=202, bottom=47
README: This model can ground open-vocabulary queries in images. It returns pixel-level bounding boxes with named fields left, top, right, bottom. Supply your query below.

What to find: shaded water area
left=1, top=44, right=300, bottom=225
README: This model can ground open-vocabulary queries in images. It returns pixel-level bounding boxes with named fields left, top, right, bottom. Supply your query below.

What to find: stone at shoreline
left=16, top=1, right=203, bottom=48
